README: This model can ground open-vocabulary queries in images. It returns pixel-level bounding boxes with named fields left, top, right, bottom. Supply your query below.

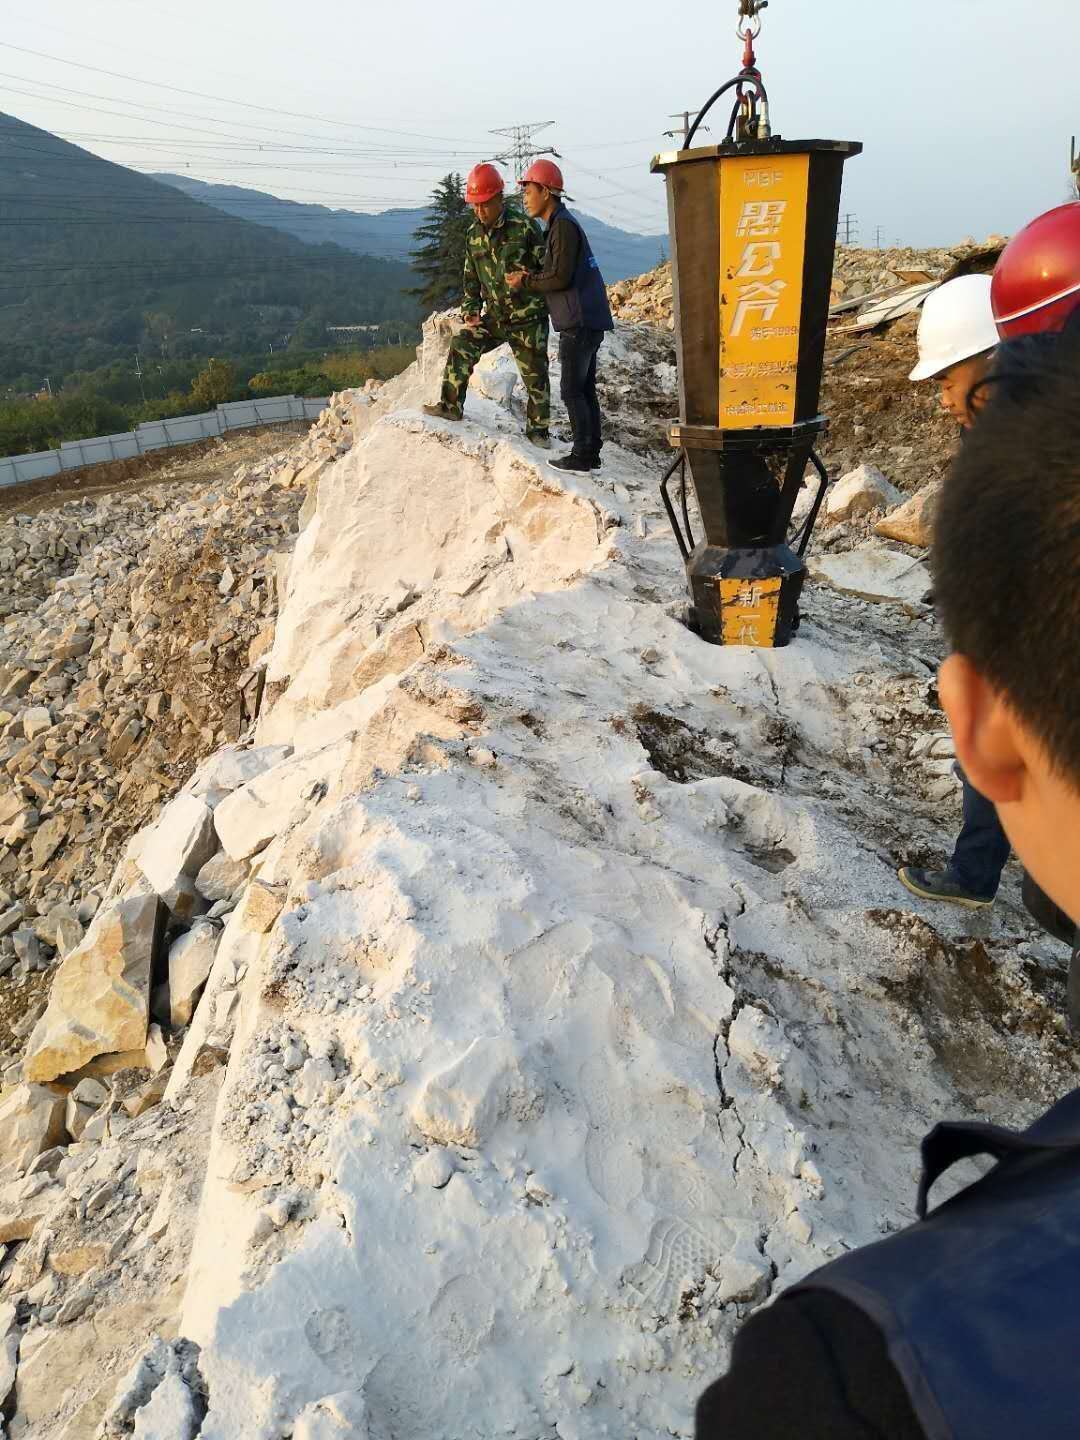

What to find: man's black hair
left=935, top=319, right=1080, bottom=784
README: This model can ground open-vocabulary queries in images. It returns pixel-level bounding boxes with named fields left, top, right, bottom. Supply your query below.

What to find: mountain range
left=0, top=113, right=418, bottom=389
left=152, top=174, right=667, bottom=285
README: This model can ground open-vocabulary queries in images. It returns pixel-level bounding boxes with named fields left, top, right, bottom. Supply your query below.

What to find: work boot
left=548, top=453, right=592, bottom=474
left=898, top=866, right=994, bottom=910
left=527, top=431, right=551, bottom=450
left=422, top=403, right=462, bottom=423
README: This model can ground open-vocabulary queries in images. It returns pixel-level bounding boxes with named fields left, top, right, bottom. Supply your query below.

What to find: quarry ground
left=0, top=259, right=1073, bottom=1440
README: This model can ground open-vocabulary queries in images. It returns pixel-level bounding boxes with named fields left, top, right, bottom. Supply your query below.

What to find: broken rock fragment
left=875, top=482, right=941, bottom=548
left=186, top=743, right=294, bottom=803
left=808, top=547, right=932, bottom=613
left=135, top=794, right=218, bottom=898
left=194, top=851, right=248, bottom=903
left=0, top=1178, right=63, bottom=1243
left=824, top=464, right=902, bottom=523
left=234, top=879, right=286, bottom=936
left=165, top=923, right=220, bottom=1027
left=65, top=1077, right=109, bottom=1141
left=0, top=1300, right=19, bottom=1416
left=23, top=893, right=162, bottom=1084
left=0, top=1083, right=68, bottom=1177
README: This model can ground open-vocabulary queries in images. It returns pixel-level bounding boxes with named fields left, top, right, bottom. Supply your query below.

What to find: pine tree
left=410, top=174, right=471, bottom=312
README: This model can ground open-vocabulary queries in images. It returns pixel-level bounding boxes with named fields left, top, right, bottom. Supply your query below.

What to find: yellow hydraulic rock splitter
left=653, top=1, right=861, bottom=647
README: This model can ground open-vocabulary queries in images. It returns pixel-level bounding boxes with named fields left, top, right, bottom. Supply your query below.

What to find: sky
left=2, top=0, right=1077, bottom=247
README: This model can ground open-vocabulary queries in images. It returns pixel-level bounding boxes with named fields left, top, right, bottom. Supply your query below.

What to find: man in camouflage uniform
left=424, top=164, right=551, bottom=447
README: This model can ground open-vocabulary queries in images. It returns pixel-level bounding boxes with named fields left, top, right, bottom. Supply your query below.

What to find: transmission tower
left=837, top=213, right=859, bottom=247
left=665, top=110, right=709, bottom=146
left=489, top=121, right=560, bottom=184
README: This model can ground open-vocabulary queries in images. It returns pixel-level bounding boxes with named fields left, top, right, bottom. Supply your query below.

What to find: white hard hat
left=909, top=274, right=999, bottom=382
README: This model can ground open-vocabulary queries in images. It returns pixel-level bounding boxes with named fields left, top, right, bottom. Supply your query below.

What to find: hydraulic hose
left=685, top=72, right=769, bottom=148
left=684, top=77, right=741, bottom=147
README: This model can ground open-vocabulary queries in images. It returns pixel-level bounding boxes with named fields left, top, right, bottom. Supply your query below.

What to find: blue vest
left=789, top=1088, right=1080, bottom=1440
left=545, top=205, right=614, bottom=333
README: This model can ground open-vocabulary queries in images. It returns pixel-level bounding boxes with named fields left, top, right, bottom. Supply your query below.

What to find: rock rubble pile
left=0, top=436, right=333, bottom=1083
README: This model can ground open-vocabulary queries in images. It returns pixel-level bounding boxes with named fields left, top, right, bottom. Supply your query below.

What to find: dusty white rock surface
left=809, top=548, right=933, bottom=611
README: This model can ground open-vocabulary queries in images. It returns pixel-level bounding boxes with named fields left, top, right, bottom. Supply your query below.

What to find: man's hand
left=462, top=314, right=482, bottom=329
left=506, top=271, right=528, bottom=291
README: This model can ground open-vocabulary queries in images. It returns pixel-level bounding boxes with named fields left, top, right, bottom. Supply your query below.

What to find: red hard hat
left=521, top=159, right=565, bottom=193
left=465, top=163, right=505, bottom=205
left=992, top=201, right=1080, bottom=340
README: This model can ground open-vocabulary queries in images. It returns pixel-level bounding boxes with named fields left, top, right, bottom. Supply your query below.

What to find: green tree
left=189, top=358, right=236, bottom=410
left=410, top=173, right=470, bottom=313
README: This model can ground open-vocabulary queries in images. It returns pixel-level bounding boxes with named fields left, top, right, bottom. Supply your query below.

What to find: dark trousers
left=949, top=769, right=1010, bottom=900
left=559, top=327, right=604, bottom=458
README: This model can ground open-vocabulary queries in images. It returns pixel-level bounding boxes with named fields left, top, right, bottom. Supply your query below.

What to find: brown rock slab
left=0, top=1084, right=68, bottom=1177
left=875, top=482, right=941, bottom=548
left=0, top=1182, right=63, bottom=1242
left=49, top=1243, right=110, bottom=1278
left=23, top=893, right=163, bottom=1084
left=234, top=879, right=286, bottom=935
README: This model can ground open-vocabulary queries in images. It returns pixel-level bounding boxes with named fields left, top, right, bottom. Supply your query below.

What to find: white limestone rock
left=194, top=852, right=249, bottom=904
left=212, top=753, right=331, bottom=863
left=166, top=924, right=221, bottom=1027
left=186, top=745, right=294, bottom=803
left=292, top=1391, right=370, bottom=1440
left=824, top=464, right=902, bottom=522
left=132, top=1368, right=203, bottom=1440
left=22, top=706, right=53, bottom=741
left=808, top=547, right=932, bottom=612
left=135, top=794, right=218, bottom=899
left=411, top=1036, right=540, bottom=1149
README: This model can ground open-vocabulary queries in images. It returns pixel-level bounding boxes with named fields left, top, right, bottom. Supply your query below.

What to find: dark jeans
left=949, top=769, right=1010, bottom=900
left=559, top=326, right=604, bottom=458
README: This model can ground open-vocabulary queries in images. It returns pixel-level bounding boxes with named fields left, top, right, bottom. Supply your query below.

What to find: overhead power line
left=0, top=39, right=493, bottom=145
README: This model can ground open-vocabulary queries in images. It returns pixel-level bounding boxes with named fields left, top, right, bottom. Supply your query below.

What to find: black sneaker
left=898, top=866, right=994, bottom=910
left=548, top=453, right=592, bottom=474
left=587, top=451, right=603, bottom=470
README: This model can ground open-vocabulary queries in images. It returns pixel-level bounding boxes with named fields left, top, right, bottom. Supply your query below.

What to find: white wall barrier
left=0, top=393, right=328, bottom=491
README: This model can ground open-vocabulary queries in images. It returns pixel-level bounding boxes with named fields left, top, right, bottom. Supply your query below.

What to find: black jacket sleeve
left=696, top=1292, right=926, bottom=1440
left=525, top=215, right=580, bottom=295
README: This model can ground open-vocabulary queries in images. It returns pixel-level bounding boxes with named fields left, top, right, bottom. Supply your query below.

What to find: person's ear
left=939, top=654, right=1025, bottom=805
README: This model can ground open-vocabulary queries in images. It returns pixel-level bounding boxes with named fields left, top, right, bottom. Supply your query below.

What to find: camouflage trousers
left=440, top=316, right=551, bottom=438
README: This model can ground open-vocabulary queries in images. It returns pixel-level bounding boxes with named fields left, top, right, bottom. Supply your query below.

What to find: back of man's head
left=935, top=321, right=1080, bottom=922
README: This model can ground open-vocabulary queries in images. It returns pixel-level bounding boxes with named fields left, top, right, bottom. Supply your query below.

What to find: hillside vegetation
left=0, top=114, right=420, bottom=390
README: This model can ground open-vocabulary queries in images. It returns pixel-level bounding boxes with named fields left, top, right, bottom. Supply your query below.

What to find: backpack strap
left=918, top=1087, right=1080, bottom=1219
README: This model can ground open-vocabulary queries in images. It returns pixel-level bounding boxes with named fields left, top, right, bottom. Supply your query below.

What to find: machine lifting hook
left=737, top=0, right=768, bottom=33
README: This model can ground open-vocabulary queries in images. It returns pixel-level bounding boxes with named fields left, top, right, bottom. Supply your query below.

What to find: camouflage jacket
left=462, top=208, right=548, bottom=331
